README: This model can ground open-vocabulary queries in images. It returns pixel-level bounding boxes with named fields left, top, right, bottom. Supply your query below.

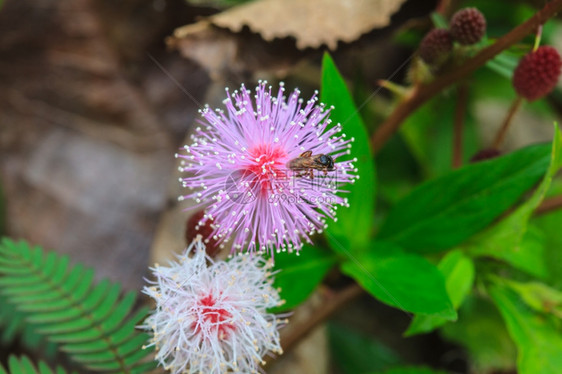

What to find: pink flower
left=177, top=82, right=356, bottom=255
left=142, top=239, right=285, bottom=374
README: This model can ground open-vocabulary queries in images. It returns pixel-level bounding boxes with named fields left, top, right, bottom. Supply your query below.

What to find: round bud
left=450, top=8, right=486, bottom=45
left=185, top=210, right=220, bottom=257
left=419, top=28, right=453, bottom=65
left=513, top=46, right=562, bottom=101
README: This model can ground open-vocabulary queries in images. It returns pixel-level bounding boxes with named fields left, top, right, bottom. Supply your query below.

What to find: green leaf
left=430, top=12, right=448, bottom=28
left=465, top=124, right=562, bottom=276
left=370, top=367, right=448, bottom=374
left=7, top=357, right=23, bottom=374
left=489, top=279, right=562, bottom=374
left=501, top=279, right=562, bottom=319
left=329, top=323, right=401, bottom=374
left=405, top=250, right=474, bottom=336
left=341, top=242, right=455, bottom=318
left=399, top=95, right=479, bottom=178
left=0, top=292, right=58, bottom=357
left=0, top=238, right=155, bottom=373
left=485, top=50, right=518, bottom=79
left=271, top=244, right=337, bottom=311
left=378, top=143, right=551, bottom=253
left=321, top=53, right=376, bottom=253
left=1, top=356, right=75, bottom=374
left=440, top=295, right=517, bottom=373
left=532, top=209, right=562, bottom=288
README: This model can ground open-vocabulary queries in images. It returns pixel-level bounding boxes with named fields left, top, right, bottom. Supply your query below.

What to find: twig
left=372, top=0, right=562, bottom=152
left=535, top=195, right=562, bottom=215
left=273, top=282, right=363, bottom=360
left=493, top=97, right=523, bottom=148
left=453, top=83, right=469, bottom=168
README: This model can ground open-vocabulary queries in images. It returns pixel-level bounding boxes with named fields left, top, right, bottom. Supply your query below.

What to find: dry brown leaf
left=210, top=0, right=408, bottom=50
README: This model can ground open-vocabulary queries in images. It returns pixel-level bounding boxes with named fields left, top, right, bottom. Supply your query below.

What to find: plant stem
left=534, top=24, right=543, bottom=51
left=273, top=283, right=363, bottom=359
left=493, top=97, right=523, bottom=148
left=453, top=83, right=468, bottom=168
left=535, top=195, right=562, bottom=215
left=372, top=0, right=562, bottom=152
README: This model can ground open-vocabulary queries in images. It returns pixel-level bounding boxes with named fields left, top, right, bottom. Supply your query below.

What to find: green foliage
left=0, top=356, right=75, bottom=374
left=501, top=279, right=562, bottom=318
left=370, top=367, right=448, bottom=374
left=430, top=12, right=448, bottom=29
left=532, top=209, right=562, bottom=288
left=441, top=295, right=516, bottom=373
left=400, top=95, right=478, bottom=178
left=485, top=50, right=518, bottom=79
left=272, top=244, right=337, bottom=311
left=0, top=239, right=155, bottom=374
left=341, top=242, right=455, bottom=318
left=489, top=279, right=562, bottom=374
left=405, top=250, right=475, bottom=336
left=378, top=143, right=551, bottom=253
left=329, top=323, right=401, bottom=374
left=0, top=293, right=58, bottom=357
left=465, top=124, right=562, bottom=276
left=321, top=53, right=377, bottom=253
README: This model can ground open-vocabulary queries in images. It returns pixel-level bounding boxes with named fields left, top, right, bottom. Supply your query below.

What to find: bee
left=287, top=150, right=335, bottom=178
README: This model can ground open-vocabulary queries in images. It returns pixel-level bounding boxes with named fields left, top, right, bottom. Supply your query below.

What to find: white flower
left=142, top=239, right=285, bottom=374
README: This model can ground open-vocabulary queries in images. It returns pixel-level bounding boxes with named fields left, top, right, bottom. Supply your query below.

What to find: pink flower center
left=246, top=144, right=287, bottom=195
left=192, top=294, right=234, bottom=339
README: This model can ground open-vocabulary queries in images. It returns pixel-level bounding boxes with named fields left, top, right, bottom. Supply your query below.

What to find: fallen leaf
left=210, top=0, right=408, bottom=50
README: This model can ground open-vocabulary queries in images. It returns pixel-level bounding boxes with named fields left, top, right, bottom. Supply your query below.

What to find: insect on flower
left=287, top=150, right=335, bottom=179
left=177, top=81, right=357, bottom=256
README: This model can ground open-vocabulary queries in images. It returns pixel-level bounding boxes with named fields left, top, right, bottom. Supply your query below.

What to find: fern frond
left=0, top=238, right=156, bottom=373
left=0, top=355, right=76, bottom=374
left=0, top=294, right=58, bottom=358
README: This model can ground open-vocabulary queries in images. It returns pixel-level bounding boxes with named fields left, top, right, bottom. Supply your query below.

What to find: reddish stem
left=266, top=282, right=363, bottom=366
left=535, top=195, right=562, bottom=215
left=493, top=97, right=523, bottom=149
left=453, top=83, right=469, bottom=168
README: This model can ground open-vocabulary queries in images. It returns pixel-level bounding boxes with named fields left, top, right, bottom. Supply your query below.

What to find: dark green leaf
left=399, top=95, right=479, bottom=178
left=465, top=124, right=562, bottom=276
left=321, top=53, right=376, bottom=253
left=370, top=367, right=448, bottom=374
left=341, top=242, right=455, bottom=318
left=405, top=250, right=474, bottom=336
left=329, top=323, right=401, bottom=374
left=440, top=295, right=516, bottom=373
left=272, top=244, right=337, bottom=311
left=378, top=143, right=551, bottom=253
